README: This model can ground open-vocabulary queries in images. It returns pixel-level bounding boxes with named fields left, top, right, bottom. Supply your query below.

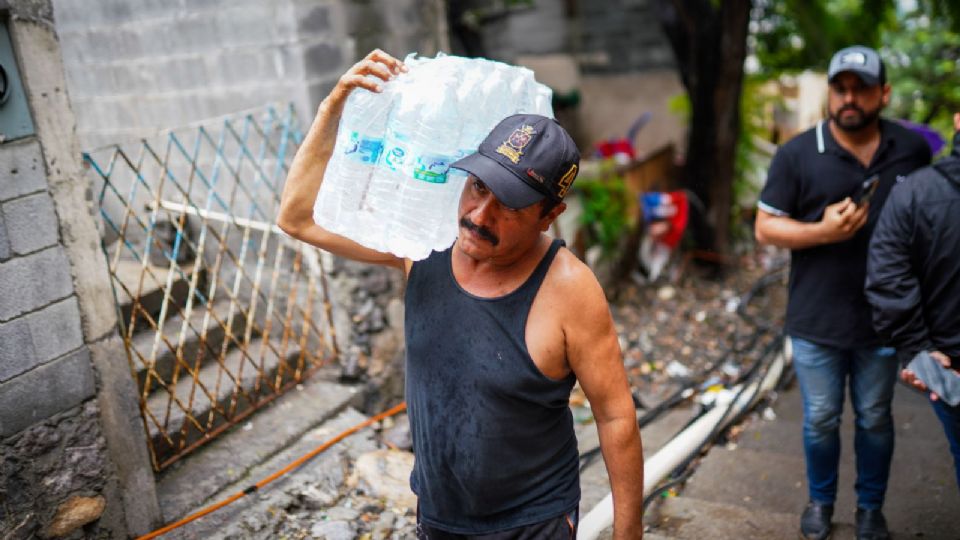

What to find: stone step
left=155, top=373, right=369, bottom=527
left=128, top=297, right=257, bottom=390
left=112, top=257, right=206, bottom=327
left=144, top=335, right=308, bottom=466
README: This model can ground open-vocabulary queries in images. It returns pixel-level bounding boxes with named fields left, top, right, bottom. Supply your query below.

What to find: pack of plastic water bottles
left=312, top=53, right=554, bottom=261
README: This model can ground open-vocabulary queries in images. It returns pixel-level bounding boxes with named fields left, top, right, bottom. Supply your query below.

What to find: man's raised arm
left=278, top=49, right=409, bottom=271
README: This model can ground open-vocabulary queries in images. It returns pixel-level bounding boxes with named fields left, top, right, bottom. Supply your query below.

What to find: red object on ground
left=642, top=191, right=689, bottom=249
left=594, top=138, right=636, bottom=163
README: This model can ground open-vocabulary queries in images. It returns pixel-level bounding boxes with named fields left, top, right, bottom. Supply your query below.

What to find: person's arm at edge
left=864, top=178, right=948, bottom=398
left=864, top=180, right=931, bottom=354
left=278, top=49, right=411, bottom=273
left=565, top=262, right=644, bottom=539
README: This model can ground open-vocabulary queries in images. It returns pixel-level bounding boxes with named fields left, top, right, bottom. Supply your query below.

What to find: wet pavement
left=645, top=379, right=960, bottom=539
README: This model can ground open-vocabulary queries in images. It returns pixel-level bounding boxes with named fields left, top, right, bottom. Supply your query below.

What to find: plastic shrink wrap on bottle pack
left=312, top=53, right=554, bottom=260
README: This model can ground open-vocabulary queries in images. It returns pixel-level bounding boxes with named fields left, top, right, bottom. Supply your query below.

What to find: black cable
left=579, top=264, right=788, bottom=472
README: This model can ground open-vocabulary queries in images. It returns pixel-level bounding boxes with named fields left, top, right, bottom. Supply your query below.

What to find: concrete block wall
left=51, top=0, right=445, bottom=151
left=0, top=1, right=161, bottom=537
left=575, top=0, right=675, bottom=73
left=474, top=0, right=674, bottom=73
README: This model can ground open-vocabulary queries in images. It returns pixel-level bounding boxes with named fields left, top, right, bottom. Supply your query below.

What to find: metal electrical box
left=0, top=19, right=35, bottom=142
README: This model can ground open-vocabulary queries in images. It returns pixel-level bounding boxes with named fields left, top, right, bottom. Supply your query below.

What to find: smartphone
left=906, top=351, right=960, bottom=406
left=855, top=175, right=880, bottom=205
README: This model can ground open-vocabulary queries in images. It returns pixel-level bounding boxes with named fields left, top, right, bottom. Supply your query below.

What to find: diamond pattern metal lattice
left=83, top=104, right=339, bottom=471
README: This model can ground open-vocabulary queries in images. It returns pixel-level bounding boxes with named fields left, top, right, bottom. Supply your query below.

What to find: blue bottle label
left=383, top=144, right=409, bottom=172
left=344, top=132, right=384, bottom=164
left=413, top=153, right=452, bottom=184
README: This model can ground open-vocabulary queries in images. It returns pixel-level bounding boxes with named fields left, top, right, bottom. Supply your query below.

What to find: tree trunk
left=658, top=0, right=751, bottom=253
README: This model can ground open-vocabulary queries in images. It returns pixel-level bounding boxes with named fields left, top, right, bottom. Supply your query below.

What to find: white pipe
left=149, top=199, right=284, bottom=234
left=577, top=351, right=786, bottom=539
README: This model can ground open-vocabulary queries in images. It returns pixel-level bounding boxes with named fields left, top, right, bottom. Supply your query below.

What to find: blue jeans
left=929, top=397, right=960, bottom=492
left=791, top=337, right=898, bottom=509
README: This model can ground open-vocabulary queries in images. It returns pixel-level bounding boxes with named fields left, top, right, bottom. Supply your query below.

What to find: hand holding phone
left=854, top=175, right=879, bottom=206
left=906, top=350, right=960, bottom=406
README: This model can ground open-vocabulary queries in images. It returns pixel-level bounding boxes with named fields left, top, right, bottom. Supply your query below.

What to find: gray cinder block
left=0, top=140, right=48, bottom=202
left=0, top=246, right=75, bottom=321
left=3, top=191, right=60, bottom=256
left=0, top=317, right=38, bottom=382
left=0, top=346, right=96, bottom=437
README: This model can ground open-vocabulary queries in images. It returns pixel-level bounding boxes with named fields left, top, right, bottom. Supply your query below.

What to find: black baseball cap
left=828, top=45, right=886, bottom=87
left=451, top=114, right=580, bottom=209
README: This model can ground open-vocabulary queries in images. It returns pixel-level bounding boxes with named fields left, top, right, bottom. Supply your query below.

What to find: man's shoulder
left=546, top=246, right=597, bottom=287
left=880, top=118, right=932, bottom=157
left=775, top=125, right=820, bottom=157
left=897, top=155, right=960, bottom=202
left=542, top=247, right=606, bottom=306
left=539, top=247, right=614, bottom=335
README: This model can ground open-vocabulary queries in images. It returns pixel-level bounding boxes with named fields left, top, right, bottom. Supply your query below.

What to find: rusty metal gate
left=83, top=104, right=339, bottom=471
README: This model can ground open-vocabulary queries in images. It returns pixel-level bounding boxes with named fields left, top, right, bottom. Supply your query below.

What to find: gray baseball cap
left=828, top=45, right=885, bottom=86
left=451, top=114, right=580, bottom=209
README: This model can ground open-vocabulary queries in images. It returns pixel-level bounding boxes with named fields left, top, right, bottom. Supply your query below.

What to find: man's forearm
left=277, top=98, right=343, bottom=237
left=597, top=416, right=644, bottom=538
left=755, top=214, right=828, bottom=250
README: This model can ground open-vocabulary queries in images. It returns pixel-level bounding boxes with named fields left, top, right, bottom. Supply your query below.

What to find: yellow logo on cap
left=496, top=125, right=536, bottom=164
left=557, top=163, right=577, bottom=198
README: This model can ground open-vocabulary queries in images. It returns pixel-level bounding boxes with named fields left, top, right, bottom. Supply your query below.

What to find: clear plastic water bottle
left=313, top=81, right=394, bottom=240
left=534, top=83, right=554, bottom=117
left=386, top=78, right=463, bottom=259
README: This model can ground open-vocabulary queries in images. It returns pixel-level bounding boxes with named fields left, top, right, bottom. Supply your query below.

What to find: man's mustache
left=839, top=104, right=864, bottom=115
left=459, top=217, right=499, bottom=246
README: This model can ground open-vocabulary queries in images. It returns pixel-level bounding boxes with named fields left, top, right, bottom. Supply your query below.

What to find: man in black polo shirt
left=755, top=45, right=931, bottom=540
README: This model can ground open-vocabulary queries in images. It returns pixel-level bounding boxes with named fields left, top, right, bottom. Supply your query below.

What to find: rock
left=14, top=425, right=61, bottom=457
left=350, top=450, right=417, bottom=510
left=310, top=519, right=357, bottom=540
left=41, top=470, right=75, bottom=497
left=657, top=285, right=676, bottom=301
left=43, top=495, right=105, bottom=538
left=381, top=416, right=412, bottom=451
left=355, top=298, right=376, bottom=321
left=361, top=270, right=391, bottom=295
left=66, top=445, right=104, bottom=480
left=241, top=514, right=266, bottom=532
left=299, top=484, right=339, bottom=510
left=324, top=505, right=360, bottom=522
left=371, top=510, right=397, bottom=539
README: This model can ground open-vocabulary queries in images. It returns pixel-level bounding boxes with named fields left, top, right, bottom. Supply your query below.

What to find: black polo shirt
left=759, top=118, right=930, bottom=348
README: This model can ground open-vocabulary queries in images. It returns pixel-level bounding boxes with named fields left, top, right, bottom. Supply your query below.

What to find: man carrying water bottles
left=278, top=50, right=644, bottom=539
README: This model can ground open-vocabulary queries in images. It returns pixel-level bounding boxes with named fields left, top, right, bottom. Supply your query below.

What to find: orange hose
left=136, top=401, right=408, bottom=540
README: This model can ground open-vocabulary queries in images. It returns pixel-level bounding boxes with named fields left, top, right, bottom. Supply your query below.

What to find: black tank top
left=404, top=238, right=580, bottom=534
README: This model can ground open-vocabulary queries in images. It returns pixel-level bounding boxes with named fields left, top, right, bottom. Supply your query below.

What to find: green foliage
left=576, top=160, right=631, bottom=259
left=752, top=0, right=897, bottom=75
left=883, top=9, right=960, bottom=153
left=750, top=0, right=958, bottom=154
left=735, top=77, right=778, bottom=201
left=667, top=92, right=691, bottom=124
